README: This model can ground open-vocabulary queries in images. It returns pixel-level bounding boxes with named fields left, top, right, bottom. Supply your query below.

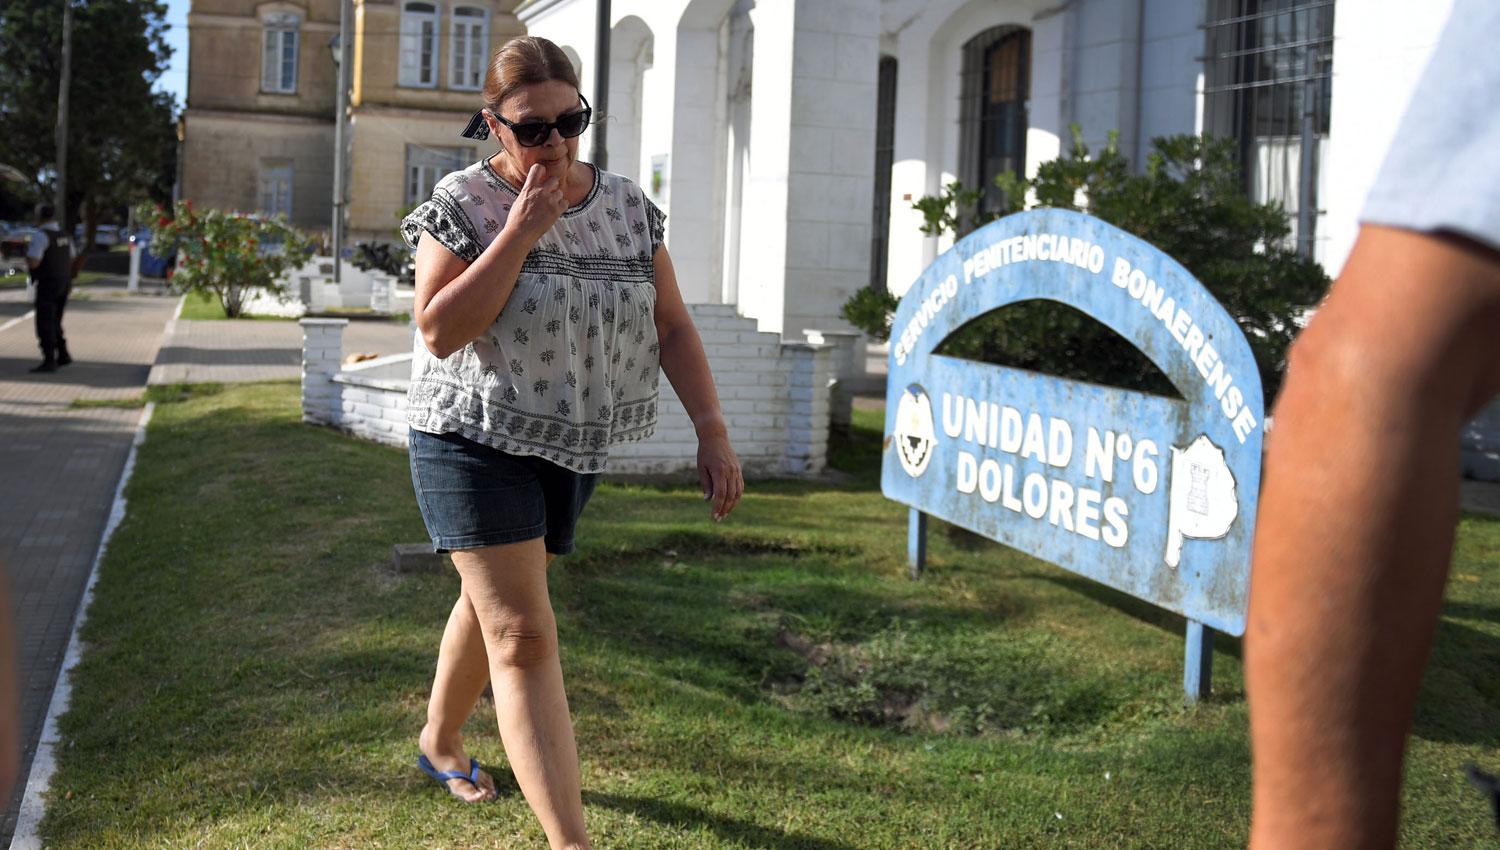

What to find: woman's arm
left=415, top=163, right=565, bottom=358
left=652, top=245, right=744, bottom=521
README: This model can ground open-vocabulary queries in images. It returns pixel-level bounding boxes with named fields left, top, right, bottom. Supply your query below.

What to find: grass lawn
left=175, top=290, right=295, bottom=321
left=40, top=382, right=1500, bottom=848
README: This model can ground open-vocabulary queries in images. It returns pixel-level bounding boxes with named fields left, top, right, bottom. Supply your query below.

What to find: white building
left=515, top=0, right=1454, bottom=340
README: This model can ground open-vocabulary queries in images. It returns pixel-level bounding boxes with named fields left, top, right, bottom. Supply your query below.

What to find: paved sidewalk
left=1, top=287, right=413, bottom=844
left=149, top=317, right=415, bottom=385
left=0, top=284, right=177, bottom=846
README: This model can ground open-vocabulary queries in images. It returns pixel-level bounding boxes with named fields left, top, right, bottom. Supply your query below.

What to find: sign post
left=883, top=209, right=1263, bottom=702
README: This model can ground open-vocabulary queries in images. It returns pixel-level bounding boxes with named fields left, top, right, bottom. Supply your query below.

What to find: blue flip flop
left=417, top=753, right=492, bottom=802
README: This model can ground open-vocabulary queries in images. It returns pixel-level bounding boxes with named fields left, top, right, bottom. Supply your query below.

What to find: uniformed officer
left=25, top=204, right=74, bottom=373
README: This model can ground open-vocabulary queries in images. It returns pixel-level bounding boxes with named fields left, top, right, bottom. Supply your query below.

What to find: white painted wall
left=780, top=0, right=880, bottom=337
left=1322, top=0, right=1456, bottom=278
left=523, top=0, right=1452, bottom=341
left=300, top=308, right=839, bottom=476
left=607, top=15, right=654, bottom=183
left=1137, top=0, right=1203, bottom=158
left=882, top=0, right=1062, bottom=296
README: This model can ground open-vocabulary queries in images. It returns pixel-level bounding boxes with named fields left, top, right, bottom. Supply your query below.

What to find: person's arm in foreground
left=0, top=567, right=18, bottom=803
left=414, top=163, right=565, bottom=358
left=1247, top=224, right=1500, bottom=849
left=651, top=245, right=743, bottom=521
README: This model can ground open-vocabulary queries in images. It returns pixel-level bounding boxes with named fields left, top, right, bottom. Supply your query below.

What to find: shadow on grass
left=585, top=791, right=861, bottom=850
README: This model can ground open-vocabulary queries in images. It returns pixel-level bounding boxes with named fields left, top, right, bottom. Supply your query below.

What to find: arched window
left=959, top=26, right=1030, bottom=218
left=450, top=6, right=488, bottom=90
left=400, top=1, right=440, bottom=88
left=261, top=11, right=300, bottom=94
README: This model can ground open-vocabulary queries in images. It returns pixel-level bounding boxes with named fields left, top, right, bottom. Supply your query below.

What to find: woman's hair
left=483, top=36, right=580, bottom=114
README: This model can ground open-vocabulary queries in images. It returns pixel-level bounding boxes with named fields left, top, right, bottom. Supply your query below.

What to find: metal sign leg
left=1184, top=619, right=1214, bottom=703
left=907, top=509, right=927, bottom=580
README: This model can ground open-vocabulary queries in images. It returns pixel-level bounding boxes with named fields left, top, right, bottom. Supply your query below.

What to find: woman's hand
left=504, top=162, right=567, bottom=244
left=697, top=430, right=744, bottom=522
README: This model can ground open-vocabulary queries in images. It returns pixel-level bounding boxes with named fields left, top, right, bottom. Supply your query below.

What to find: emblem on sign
left=894, top=384, right=937, bottom=478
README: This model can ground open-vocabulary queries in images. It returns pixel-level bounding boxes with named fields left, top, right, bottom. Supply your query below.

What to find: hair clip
left=460, top=110, right=490, bottom=140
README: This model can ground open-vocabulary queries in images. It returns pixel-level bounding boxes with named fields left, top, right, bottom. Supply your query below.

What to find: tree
left=843, top=129, right=1329, bottom=401
left=144, top=200, right=315, bottom=318
left=0, top=0, right=177, bottom=247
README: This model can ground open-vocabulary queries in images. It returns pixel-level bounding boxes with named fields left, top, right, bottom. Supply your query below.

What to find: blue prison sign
left=881, top=209, right=1264, bottom=697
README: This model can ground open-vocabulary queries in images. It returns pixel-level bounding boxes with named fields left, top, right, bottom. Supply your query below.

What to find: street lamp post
left=329, top=0, right=352, bottom=285
left=590, top=0, right=610, bottom=169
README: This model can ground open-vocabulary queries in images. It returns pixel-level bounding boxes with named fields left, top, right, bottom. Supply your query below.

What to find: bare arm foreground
left=1247, top=224, right=1500, bottom=849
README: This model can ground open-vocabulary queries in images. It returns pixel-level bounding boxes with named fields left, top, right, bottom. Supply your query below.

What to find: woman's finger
left=712, top=464, right=731, bottom=520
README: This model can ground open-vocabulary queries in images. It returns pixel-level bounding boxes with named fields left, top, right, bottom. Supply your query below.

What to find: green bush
left=847, top=129, right=1330, bottom=400
left=140, top=200, right=315, bottom=318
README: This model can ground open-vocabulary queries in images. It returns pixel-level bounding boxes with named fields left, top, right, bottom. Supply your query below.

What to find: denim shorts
left=408, top=428, right=600, bottom=555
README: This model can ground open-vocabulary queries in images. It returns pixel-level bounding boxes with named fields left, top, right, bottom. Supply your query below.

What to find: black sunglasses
left=487, top=94, right=592, bottom=147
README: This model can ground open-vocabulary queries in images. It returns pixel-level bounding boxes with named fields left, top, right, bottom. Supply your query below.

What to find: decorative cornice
left=183, top=107, right=335, bottom=126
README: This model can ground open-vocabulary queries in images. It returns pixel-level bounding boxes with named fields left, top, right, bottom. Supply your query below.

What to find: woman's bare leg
left=421, top=588, right=499, bottom=802
left=452, top=539, right=589, bottom=850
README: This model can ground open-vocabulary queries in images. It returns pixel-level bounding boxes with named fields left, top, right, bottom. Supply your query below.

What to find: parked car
left=1, top=225, right=37, bottom=259
left=72, top=223, right=122, bottom=248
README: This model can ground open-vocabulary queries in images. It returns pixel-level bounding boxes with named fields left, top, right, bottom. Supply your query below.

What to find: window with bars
left=450, top=7, right=488, bottom=90
left=869, top=56, right=897, bottom=292
left=959, top=26, right=1030, bottom=221
left=261, top=12, right=300, bottom=94
left=406, top=145, right=474, bottom=206
left=400, top=1, right=440, bottom=88
left=258, top=162, right=294, bottom=218
left=1204, top=0, right=1335, bottom=258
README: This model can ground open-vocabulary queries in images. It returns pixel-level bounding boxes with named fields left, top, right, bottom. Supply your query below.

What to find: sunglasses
left=488, top=94, right=592, bottom=147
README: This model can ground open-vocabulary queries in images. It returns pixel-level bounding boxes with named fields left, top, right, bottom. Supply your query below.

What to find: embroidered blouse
left=399, top=160, right=666, bottom=473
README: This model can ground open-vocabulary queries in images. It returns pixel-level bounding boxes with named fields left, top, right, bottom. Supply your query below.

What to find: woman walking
left=399, top=36, right=743, bottom=849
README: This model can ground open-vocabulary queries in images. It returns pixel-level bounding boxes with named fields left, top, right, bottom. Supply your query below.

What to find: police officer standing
left=25, top=204, right=74, bottom=373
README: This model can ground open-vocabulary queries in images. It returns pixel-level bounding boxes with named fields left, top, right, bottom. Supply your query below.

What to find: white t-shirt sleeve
left=1361, top=0, right=1500, bottom=252
left=26, top=231, right=47, bottom=262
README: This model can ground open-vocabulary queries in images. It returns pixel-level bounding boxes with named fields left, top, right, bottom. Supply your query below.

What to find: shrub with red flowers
left=138, top=200, right=315, bottom=318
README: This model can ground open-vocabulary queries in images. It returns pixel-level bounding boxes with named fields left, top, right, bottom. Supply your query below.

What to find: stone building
left=179, top=0, right=524, bottom=242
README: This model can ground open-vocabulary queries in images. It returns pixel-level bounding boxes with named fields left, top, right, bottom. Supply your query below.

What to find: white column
left=738, top=0, right=879, bottom=337
left=781, top=341, right=832, bottom=475
left=301, top=318, right=349, bottom=425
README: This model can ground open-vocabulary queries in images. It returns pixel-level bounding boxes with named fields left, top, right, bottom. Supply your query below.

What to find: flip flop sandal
left=418, top=754, right=493, bottom=802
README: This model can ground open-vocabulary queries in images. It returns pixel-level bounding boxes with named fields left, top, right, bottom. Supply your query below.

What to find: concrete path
left=149, top=316, right=414, bottom=385
left=0, top=280, right=411, bottom=845
left=0, top=282, right=177, bottom=846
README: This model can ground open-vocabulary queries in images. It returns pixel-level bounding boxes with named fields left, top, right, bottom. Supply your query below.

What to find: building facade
left=183, top=0, right=1459, bottom=338
left=519, top=0, right=1457, bottom=339
left=180, top=0, right=524, bottom=242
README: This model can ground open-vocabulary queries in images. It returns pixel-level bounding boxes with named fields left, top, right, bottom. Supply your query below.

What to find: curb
left=7, top=402, right=156, bottom=850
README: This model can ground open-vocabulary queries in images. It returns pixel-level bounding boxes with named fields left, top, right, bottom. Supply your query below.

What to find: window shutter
left=262, top=30, right=278, bottom=91
left=420, top=19, right=435, bottom=85
left=400, top=14, right=418, bottom=85
left=282, top=30, right=299, bottom=92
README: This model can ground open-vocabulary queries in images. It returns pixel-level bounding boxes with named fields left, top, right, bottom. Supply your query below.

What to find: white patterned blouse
left=399, top=160, right=666, bottom=473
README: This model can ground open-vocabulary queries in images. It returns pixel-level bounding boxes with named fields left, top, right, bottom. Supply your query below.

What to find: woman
left=398, top=35, right=743, bottom=849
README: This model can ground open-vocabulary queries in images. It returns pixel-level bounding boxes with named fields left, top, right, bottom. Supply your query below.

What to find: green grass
left=176, top=290, right=296, bottom=321
left=68, top=397, right=146, bottom=410
left=40, top=383, right=1500, bottom=848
